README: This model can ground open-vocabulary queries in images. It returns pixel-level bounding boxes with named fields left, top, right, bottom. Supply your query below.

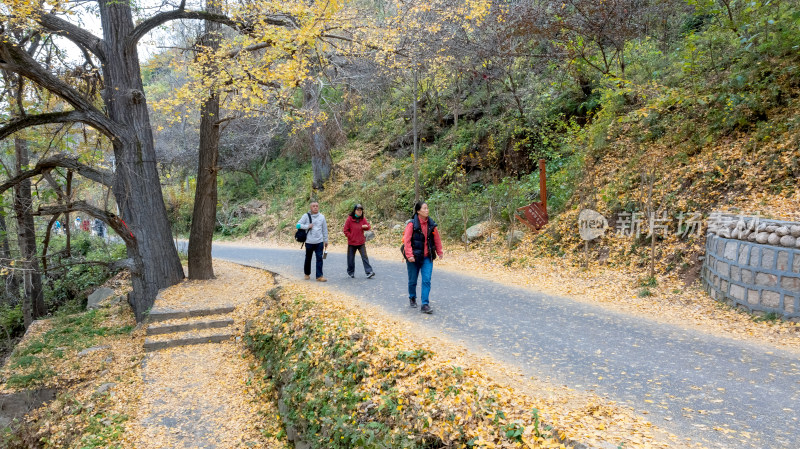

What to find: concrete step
left=144, top=331, right=234, bottom=352
left=147, top=306, right=235, bottom=323
left=146, top=318, right=234, bottom=336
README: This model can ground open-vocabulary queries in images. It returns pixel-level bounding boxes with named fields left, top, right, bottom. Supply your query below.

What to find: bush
left=44, top=234, right=126, bottom=311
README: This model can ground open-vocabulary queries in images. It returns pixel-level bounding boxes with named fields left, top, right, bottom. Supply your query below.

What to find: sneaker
left=420, top=304, right=433, bottom=314
left=348, top=273, right=355, bottom=278
left=409, top=297, right=417, bottom=308
left=367, top=272, right=375, bottom=279
left=317, top=277, right=327, bottom=282
left=304, top=275, right=310, bottom=280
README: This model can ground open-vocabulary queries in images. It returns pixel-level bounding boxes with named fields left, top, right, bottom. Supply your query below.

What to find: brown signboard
left=514, top=159, right=549, bottom=232
left=516, top=201, right=548, bottom=231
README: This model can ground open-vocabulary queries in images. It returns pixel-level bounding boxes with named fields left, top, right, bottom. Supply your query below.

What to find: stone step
left=143, top=332, right=234, bottom=352
left=147, top=306, right=235, bottom=323
left=146, top=318, right=234, bottom=336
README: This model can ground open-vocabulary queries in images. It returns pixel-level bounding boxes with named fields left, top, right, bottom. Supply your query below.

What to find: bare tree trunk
left=99, top=0, right=184, bottom=320
left=0, top=210, right=20, bottom=304
left=412, top=69, right=420, bottom=202
left=65, top=171, right=72, bottom=257
left=13, top=138, right=45, bottom=326
left=304, top=80, right=332, bottom=190
left=188, top=0, right=222, bottom=280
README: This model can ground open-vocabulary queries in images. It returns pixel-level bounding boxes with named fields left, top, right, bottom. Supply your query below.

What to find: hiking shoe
left=409, top=297, right=417, bottom=308
left=317, top=277, right=327, bottom=282
left=420, top=304, right=433, bottom=314
left=304, top=275, right=310, bottom=280
left=367, top=272, right=375, bottom=279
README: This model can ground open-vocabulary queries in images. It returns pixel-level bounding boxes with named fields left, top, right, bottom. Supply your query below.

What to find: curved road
left=206, top=243, right=800, bottom=449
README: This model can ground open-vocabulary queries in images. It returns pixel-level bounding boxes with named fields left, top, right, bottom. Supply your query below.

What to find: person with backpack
left=402, top=201, right=444, bottom=314
left=343, top=204, right=375, bottom=279
left=296, top=201, right=329, bottom=282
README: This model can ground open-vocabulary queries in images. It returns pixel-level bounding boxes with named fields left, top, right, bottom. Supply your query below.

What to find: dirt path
left=123, top=261, right=287, bottom=449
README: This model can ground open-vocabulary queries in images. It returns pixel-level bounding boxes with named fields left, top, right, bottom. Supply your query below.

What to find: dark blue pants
left=304, top=242, right=324, bottom=278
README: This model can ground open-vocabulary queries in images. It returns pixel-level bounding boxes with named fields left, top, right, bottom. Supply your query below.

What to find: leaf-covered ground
left=124, top=261, right=287, bottom=449
left=248, top=280, right=689, bottom=449
left=7, top=253, right=794, bottom=448
left=0, top=274, right=142, bottom=448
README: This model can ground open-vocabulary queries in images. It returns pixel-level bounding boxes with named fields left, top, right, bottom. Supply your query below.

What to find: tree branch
left=44, top=258, right=135, bottom=273
left=0, top=153, right=115, bottom=194
left=33, top=201, right=137, bottom=249
left=128, top=10, right=295, bottom=48
left=0, top=41, right=128, bottom=141
left=37, top=14, right=106, bottom=62
left=0, top=110, right=115, bottom=141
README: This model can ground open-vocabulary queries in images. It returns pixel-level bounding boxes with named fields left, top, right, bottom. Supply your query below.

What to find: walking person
left=343, top=204, right=375, bottom=279
left=296, top=201, right=329, bottom=282
left=403, top=201, right=444, bottom=314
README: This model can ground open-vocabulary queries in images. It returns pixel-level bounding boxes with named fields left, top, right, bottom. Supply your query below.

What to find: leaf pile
left=247, top=282, right=679, bottom=448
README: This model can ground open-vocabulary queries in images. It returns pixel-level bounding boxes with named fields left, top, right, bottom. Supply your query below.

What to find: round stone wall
left=702, top=234, right=800, bottom=320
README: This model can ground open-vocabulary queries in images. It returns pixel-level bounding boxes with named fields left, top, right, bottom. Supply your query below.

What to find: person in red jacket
left=403, top=201, right=444, bottom=314
left=343, top=204, right=375, bottom=278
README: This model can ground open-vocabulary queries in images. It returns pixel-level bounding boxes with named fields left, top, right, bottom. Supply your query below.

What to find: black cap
left=355, top=204, right=363, bottom=209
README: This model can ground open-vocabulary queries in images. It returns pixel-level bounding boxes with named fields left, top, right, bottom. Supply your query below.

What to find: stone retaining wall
left=702, top=233, right=800, bottom=320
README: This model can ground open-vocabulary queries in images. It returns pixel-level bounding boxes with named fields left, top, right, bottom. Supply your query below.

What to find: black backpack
left=294, top=213, right=313, bottom=247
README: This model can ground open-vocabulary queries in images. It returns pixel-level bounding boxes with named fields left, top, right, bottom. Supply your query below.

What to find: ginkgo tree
left=0, top=0, right=302, bottom=320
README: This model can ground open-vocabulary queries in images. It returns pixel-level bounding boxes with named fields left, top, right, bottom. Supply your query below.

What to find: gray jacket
left=297, top=212, right=328, bottom=244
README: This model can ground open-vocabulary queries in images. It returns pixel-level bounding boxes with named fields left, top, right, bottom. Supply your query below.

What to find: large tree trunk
left=304, top=81, right=331, bottom=190
left=13, top=138, right=45, bottom=326
left=99, top=0, right=184, bottom=320
left=188, top=6, right=221, bottom=280
left=187, top=95, right=219, bottom=279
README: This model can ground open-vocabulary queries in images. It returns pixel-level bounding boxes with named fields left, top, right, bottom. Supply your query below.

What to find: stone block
left=738, top=245, right=750, bottom=264
left=781, top=276, right=800, bottom=292
left=750, top=247, right=761, bottom=267
left=777, top=251, right=789, bottom=271
left=755, top=272, right=777, bottom=287
left=761, top=248, right=775, bottom=269
left=741, top=269, right=754, bottom=284
left=717, top=261, right=730, bottom=277
left=748, top=289, right=760, bottom=305
left=717, top=240, right=725, bottom=254
left=731, top=266, right=741, bottom=282
left=724, top=242, right=738, bottom=260
left=768, top=233, right=781, bottom=245
left=729, top=284, right=745, bottom=301
left=794, top=254, right=800, bottom=273
left=785, top=296, right=796, bottom=314
left=87, top=287, right=115, bottom=310
left=714, top=276, right=720, bottom=288
left=761, top=290, right=781, bottom=308
left=721, top=280, right=728, bottom=293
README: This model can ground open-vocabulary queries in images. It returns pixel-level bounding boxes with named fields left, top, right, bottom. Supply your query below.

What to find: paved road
left=207, top=243, right=800, bottom=449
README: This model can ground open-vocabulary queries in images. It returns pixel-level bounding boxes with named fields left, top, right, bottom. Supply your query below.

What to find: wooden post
left=539, top=159, right=547, bottom=213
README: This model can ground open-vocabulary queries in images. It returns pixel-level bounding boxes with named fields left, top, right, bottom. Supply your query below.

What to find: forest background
left=1, top=0, right=800, bottom=350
